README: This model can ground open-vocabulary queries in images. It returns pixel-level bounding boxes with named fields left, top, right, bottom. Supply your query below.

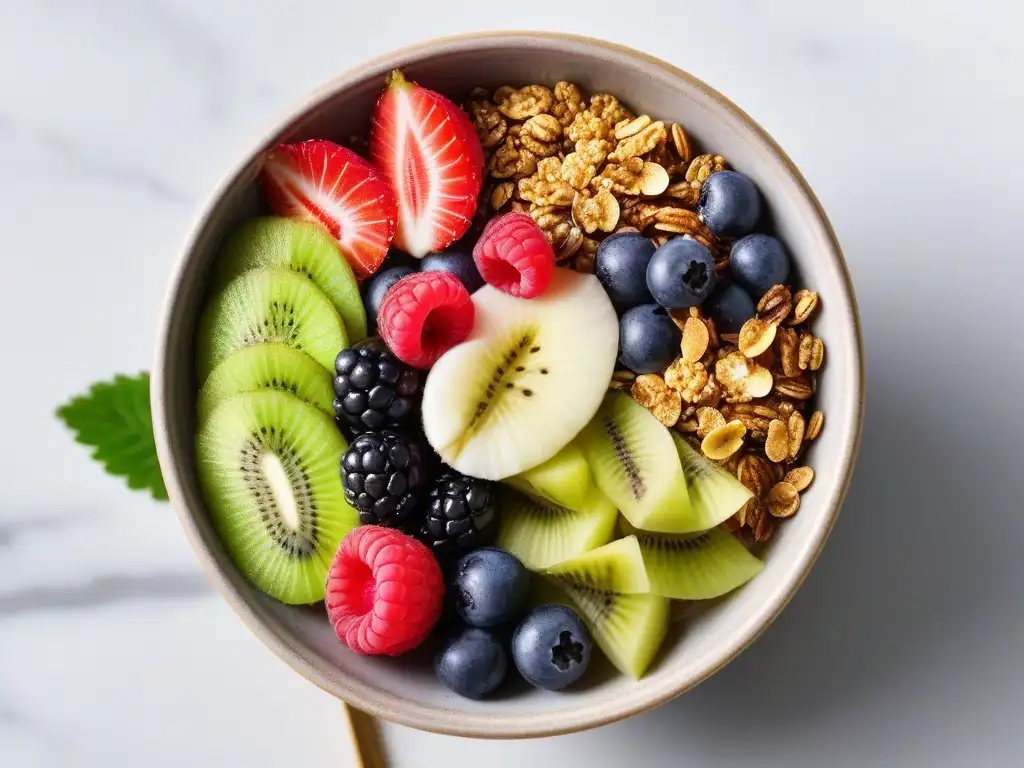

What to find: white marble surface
left=3, top=0, right=1023, bottom=765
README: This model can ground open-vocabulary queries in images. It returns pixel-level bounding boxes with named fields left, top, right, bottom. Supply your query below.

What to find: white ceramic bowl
left=152, top=32, right=864, bottom=738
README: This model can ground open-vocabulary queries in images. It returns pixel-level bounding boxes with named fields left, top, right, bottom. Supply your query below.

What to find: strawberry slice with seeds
left=370, top=70, right=484, bottom=258
left=260, top=139, right=397, bottom=279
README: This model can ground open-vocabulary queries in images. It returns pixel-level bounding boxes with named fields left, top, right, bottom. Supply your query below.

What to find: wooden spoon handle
left=342, top=704, right=389, bottom=768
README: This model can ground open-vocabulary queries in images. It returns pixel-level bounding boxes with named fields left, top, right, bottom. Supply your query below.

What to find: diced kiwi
left=196, top=343, right=334, bottom=422
left=495, top=485, right=617, bottom=570
left=576, top=391, right=694, bottom=533
left=544, top=536, right=650, bottom=594
left=506, top=440, right=592, bottom=511
left=670, top=432, right=754, bottom=532
left=196, top=266, right=348, bottom=382
left=196, top=389, right=359, bottom=605
left=621, top=519, right=764, bottom=600
left=215, top=217, right=367, bottom=342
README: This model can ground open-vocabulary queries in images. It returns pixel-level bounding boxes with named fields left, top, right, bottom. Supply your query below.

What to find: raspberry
left=377, top=272, right=475, bottom=369
left=472, top=212, right=555, bottom=298
left=325, top=526, right=444, bottom=656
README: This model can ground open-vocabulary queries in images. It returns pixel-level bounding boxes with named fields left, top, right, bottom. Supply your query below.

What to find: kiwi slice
left=577, top=391, right=694, bottom=533
left=196, top=266, right=348, bottom=382
left=671, top=433, right=754, bottom=531
left=622, top=519, right=764, bottom=600
left=196, top=389, right=358, bottom=605
left=495, top=485, right=617, bottom=570
left=506, top=440, right=592, bottom=511
left=197, top=343, right=334, bottom=422
left=545, top=536, right=668, bottom=677
left=216, top=217, right=367, bottom=342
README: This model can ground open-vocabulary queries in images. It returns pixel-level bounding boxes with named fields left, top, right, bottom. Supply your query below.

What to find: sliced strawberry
left=260, top=139, right=397, bottom=279
left=370, top=70, right=484, bottom=258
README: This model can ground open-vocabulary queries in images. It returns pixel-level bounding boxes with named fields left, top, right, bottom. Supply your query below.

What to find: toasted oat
left=753, top=510, right=775, bottom=542
left=686, top=154, right=727, bottom=182
left=799, top=333, right=825, bottom=371
left=716, top=351, right=774, bottom=403
left=766, top=482, right=801, bottom=518
left=737, top=453, right=776, bottom=499
left=665, top=359, right=718, bottom=404
left=789, top=289, right=819, bottom=325
left=806, top=410, right=824, bottom=441
left=773, top=375, right=813, bottom=401
left=757, top=285, right=793, bottom=326
left=738, top=318, right=777, bottom=358
left=496, top=85, right=554, bottom=120
left=671, top=123, right=692, bottom=164
left=783, top=466, right=814, bottom=492
left=614, top=114, right=652, bottom=140
left=489, top=136, right=538, bottom=179
left=664, top=180, right=702, bottom=207
left=701, top=420, right=746, bottom=460
left=695, top=406, right=727, bottom=438
left=469, top=99, right=507, bottom=148
left=552, top=82, right=586, bottom=126
left=631, top=374, right=682, bottom=427
left=490, top=181, right=515, bottom=210
left=572, top=189, right=620, bottom=234
left=787, top=411, right=806, bottom=459
left=609, top=121, right=667, bottom=162
left=764, top=419, right=790, bottom=463
left=681, top=316, right=710, bottom=363
left=776, top=327, right=802, bottom=377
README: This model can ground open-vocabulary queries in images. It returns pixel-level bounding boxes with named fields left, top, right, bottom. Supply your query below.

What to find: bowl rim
left=152, top=31, right=865, bottom=739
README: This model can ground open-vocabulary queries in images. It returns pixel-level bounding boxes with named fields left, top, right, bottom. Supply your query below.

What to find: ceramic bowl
left=152, top=32, right=864, bottom=738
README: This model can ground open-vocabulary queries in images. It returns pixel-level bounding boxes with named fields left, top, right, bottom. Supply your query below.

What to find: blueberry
left=595, top=232, right=656, bottom=307
left=420, top=249, right=485, bottom=293
left=435, top=627, right=507, bottom=700
left=363, top=267, right=414, bottom=330
left=618, top=304, right=681, bottom=374
left=698, top=170, right=762, bottom=237
left=512, top=605, right=591, bottom=691
left=452, top=548, right=530, bottom=628
left=646, top=238, right=717, bottom=309
left=729, top=234, right=791, bottom=299
left=703, top=282, right=756, bottom=334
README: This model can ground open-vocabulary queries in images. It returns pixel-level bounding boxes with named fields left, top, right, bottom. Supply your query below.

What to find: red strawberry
left=260, top=139, right=397, bottom=279
left=473, top=212, right=556, bottom=298
left=378, top=272, right=475, bottom=369
left=370, top=70, right=484, bottom=258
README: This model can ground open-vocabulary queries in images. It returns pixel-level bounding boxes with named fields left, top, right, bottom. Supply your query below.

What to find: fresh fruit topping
left=577, top=391, right=695, bottom=533
left=697, top=170, right=762, bottom=238
left=215, top=217, right=368, bottom=343
left=594, top=231, right=656, bottom=307
left=450, top=547, right=530, bottom=628
left=259, top=140, right=397, bottom=279
left=421, top=269, right=618, bottom=480
left=703, top=282, right=756, bottom=334
left=370, top=70, right=484, bottom=257
left=495, top=486, right=617, bottom=571
left=198, top=343, right=334, bottom=422
left=420, top=249, right=485, bottom=293
left=435, top=627, right=507, bottom=700
left=512, top=605, right=591, bottom=691
left=363, top=266, right=415, bottom=333
left=340, top=428, right=426, bottom=527
left=333, top=338, right=421, bottom=433
left=622, top=518, right=763, bottom=600
left=729, top=234, right=791, bottom=299
left=617, top=304, right=681, bottom=374
left=544, top=536, right=668, bottom=679
left=670, top=432, right=753, bottom=531
left=505, top=440, right=592, bottom=512
left=325, top=525, right=444, bottom=656
left=195, top=390, right=358, bottom=605
left=646, top=237, right=717, bottom=309
left=377, top=272, right=475, bottom=370
left=196, top=267, right=348, bottom=381
left=420, top=472, right=499, bottom=557
left=472, top=212, right=555, bottom=298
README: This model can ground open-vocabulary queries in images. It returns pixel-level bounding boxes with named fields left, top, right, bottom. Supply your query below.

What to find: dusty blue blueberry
left=703, top=282, right=756, bottom=334
left=420, top=249, right=485, bottom=293
left=435, top=627, right=508, bottom=700
left=698, top=170, right=762, bottom=237
left=512, top=605, right=591, bottom=691
left=595, top=231, right=656, bottom=307
left=618, top=304, right=681, bottom=374
left=363, top=266, right=414, bottom=330
left=729, top=234, right=791, bottom=298
left=646, top=237, right=717, bottom=309
left=452, top=548, right=530, bottom=628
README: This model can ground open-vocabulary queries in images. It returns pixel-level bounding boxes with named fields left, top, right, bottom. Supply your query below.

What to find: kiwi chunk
left=622, top=519, right=764, bottom=600
left=671, top=433, right=753, bottom=531
left=196, top=266, right=347, bottom=381
left=544, top=536, right=650, bottom=594
left=495, top=485, right=617, bottom=570
left=506, top=440, right=592, bottom=511
left=197, top=343, right=334, bottom=421
left=577, top=391, right=693, bottom=533
left=196, top=389, right=358, bottom=604
left=215, top=217, right=367, bottom=342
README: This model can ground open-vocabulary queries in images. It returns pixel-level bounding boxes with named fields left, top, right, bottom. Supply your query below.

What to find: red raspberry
left=472, top=212, right=555, bottom=298
left=377, top=272, right=475, bottom=369
left=325, top=526, right=444, bottom=656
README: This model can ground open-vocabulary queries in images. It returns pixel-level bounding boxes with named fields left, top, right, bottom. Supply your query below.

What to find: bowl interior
left=154, top=34, right=862, bottom=738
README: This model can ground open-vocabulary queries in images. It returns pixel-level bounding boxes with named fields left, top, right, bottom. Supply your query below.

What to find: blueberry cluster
left=594, top=170, right=791, bottom=374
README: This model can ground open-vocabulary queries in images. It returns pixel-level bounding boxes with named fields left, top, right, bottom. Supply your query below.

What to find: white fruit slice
left=421, top=268, right=618, bottom=480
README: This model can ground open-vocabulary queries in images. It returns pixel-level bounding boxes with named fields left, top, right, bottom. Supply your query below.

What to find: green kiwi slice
left=544, top=536, right=651, bottom=593
left=622, top=519, right=764, bottom=600
left=495, top=485, right=617, bottom=570
left=197, top=343, right=334, bottom=422
left=215, top=217, right=367, bottom=342
left=671, top=433, right=754, bottom=530
left=196, top=266, right=347, bottom=382
left=196, top=389, right=358, bottom=605
left=505, top=440, right=592, bottom=511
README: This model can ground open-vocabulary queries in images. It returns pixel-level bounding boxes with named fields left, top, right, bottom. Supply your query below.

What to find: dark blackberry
left=340, top=429, right=426, bottom=527
left=333, top=339, right=421, bottom=434
left=420, top=472, right=498, bottom=557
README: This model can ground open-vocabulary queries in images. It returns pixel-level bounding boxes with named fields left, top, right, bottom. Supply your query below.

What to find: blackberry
left=333, top=339, right=421, bottom=434
left=341, top=429, right=426, bottom=527
left=420, top=472, right=498, bottom=557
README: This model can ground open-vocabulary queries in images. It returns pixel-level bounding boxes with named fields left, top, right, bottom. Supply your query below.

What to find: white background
left=2, top=1, right=1023, bottom=766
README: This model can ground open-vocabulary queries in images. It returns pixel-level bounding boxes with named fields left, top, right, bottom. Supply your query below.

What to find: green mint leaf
left=56, top=372, right=168, bottom=501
